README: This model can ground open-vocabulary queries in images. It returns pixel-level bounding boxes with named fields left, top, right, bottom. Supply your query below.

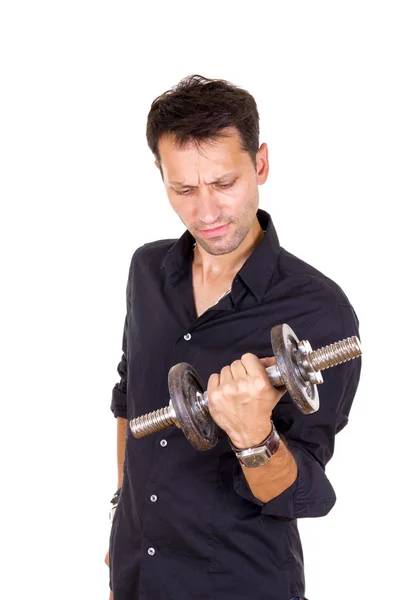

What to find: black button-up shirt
left=108, top=209, right=361, bottom=600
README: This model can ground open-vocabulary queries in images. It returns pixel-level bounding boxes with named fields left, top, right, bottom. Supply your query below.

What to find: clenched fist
left=207, top=354, right=286, bottom=449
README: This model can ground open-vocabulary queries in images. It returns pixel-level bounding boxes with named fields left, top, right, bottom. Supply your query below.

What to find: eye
left=217, top=181, right=235, bottom=189
left=175, top=189, right=193, bottom=196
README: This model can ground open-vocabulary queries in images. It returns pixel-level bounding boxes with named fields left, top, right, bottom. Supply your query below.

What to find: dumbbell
left=129, top=323, right=362, bottom=451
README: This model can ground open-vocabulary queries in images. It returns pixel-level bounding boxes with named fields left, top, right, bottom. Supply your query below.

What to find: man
left=105, top=75, right=361, bottom=600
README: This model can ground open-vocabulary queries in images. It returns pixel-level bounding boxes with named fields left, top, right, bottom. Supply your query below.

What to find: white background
left=0, top=1, right=398, bottom=599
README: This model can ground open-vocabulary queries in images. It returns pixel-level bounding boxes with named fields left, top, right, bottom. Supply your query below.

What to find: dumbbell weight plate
left=168, top=363, right=218, bottom=451
left=270, top=323, right=319, bottom=414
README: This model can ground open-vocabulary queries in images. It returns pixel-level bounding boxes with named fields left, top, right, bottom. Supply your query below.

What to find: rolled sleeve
left=110, top=250, right=140, bottom=419
left=111, top=386, right=127, bottom=419
left=232, top=302, right=362, bottom=519
left=111, top=381, right=127, bottom=418
left=233, top=442, right=336, bottom=518
left=110, top=314, right=128, bottom=419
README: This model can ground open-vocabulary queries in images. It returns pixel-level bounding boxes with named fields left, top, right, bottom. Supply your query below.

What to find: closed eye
left=174, top=181, right=236, bottom=196
left=175, top=189, right=193, bottom=196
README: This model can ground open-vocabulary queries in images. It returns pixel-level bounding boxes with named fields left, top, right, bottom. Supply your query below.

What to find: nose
left=196, top=186, right=221, bottom=224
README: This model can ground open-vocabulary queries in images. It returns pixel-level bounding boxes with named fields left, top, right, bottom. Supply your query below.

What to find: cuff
left=110, top=385, right=128, bottom=419
left=232, top=442, right=336, bottom=519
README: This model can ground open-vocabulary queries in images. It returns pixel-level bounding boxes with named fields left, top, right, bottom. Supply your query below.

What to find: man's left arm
left=208, top=302, right=362, bottom=519
left=237, top=425, right=299, bottom=504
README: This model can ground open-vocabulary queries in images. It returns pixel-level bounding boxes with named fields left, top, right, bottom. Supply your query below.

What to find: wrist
left=228, top=419, right=272, bottom=450
left=229, top=420, right=280, bottom=469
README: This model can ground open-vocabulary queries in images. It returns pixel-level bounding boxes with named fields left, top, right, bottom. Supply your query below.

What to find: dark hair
left=146, top=74, right=260, bottom=173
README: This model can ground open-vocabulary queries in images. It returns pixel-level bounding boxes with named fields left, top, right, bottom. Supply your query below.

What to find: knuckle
left=208, top=389, right=217, bottom=403
left=209, top=389, right=223, bottom=406
left=222, top=382, right=236, bottom=396
left=255, top=376, right=267, bottom=389
left=238, top=379, right=248, bottom=392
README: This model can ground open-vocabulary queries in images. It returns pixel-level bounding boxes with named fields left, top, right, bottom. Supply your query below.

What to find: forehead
left=158, top=127, right=248, bottom=174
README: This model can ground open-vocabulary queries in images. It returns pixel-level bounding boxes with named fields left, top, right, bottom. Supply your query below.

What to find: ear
left=154, top=160, right=164, bottom=181
left=256, top=143, right=269, bottom=185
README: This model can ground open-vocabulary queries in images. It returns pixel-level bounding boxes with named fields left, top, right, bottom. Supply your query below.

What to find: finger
left=207, top=372, right=220, bottom=393
left=220, top=365, right=233, bottom=385
left=230, top=359, right=247, bottom=380
left=240, top=353, right=267, bottom=378
left=259, top=356, right=277, bottom=368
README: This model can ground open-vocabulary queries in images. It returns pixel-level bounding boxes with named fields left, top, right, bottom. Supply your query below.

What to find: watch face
left=241, top=453, right=268, bottom=468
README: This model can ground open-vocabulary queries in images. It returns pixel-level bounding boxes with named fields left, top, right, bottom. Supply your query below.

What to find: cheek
left=225, top=182, right=252, bottom=209
left=239, top=179, right=255, bottom=198
left=167, top=193, right=195, bottom=219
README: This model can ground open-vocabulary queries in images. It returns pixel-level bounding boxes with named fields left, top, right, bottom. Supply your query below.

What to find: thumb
left=259, top=356, right=277, bottom=368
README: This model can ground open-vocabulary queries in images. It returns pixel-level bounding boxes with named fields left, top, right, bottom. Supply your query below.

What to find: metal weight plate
left=168, top=363, right=218, bottom=451
left=270, top=324, right=319, bottom=414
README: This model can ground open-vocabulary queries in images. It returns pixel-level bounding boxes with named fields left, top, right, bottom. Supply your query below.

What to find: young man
left=105, top=75, right=361, bottom=600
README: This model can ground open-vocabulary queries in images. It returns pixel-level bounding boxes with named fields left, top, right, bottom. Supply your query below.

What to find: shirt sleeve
left=232, top=302, right=362, bottom=519
left=110, top=250, right=139, bottom=419
left=110, top=313, right=129, bottom=419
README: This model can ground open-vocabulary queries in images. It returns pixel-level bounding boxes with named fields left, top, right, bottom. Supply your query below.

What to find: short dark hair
left=146, top=74, right=260, bottom=173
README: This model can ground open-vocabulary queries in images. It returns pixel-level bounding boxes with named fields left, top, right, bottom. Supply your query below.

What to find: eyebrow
left=169, top=172, right=237, bottom=187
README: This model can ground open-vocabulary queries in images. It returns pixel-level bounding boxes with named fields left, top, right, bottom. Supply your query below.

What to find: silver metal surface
left=265, top=364, right=285, bottom=387
left=130, top=399, right=177, bottom=438
left=309, top=336, right=361, bottom=371
left=295, top=339, right=324, bottom=385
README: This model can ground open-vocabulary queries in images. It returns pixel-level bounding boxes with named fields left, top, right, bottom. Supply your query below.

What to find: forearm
left=117, top=417, right=127, bottom=488
left=240, top=439, right=298, bottom=503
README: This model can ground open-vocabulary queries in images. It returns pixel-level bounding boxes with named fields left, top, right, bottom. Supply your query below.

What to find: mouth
left=198, top=223, right=230, bottom=238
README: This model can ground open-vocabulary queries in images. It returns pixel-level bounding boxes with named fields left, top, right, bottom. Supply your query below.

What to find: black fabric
left=109, top=209, right=361, bottom=600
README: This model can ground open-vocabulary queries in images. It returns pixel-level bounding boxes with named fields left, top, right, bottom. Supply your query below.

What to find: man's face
left=156, top=127, right=269, bottom=256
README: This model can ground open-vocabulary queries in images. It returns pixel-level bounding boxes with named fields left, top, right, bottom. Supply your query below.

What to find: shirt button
left=160, top=439, right=167, bottom=447
left=183, top=333, right=191, bottom=341
left=148, top=547, right=155, bottom=556
left=150, top=494, right=158, bottom=502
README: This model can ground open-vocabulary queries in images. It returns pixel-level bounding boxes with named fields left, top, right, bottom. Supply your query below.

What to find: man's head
left=146, top=75, right=269, bottom=256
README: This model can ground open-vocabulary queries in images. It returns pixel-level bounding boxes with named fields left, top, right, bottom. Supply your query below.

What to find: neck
left=193, top=217, right=264, bottom=284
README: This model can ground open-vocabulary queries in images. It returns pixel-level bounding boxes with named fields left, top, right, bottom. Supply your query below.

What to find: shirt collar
left=163, top=208, right=281, bottom=302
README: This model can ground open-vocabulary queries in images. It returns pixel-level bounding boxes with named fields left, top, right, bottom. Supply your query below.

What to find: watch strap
left=229, top=420, right=280, bottom=459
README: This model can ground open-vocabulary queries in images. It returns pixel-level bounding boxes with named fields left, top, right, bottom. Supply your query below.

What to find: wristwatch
left=229, top=420, right=280, bottom=468
left=109, top=487, right=121, bottom=523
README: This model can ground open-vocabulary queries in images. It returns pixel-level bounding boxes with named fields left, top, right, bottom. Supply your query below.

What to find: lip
left=199, top=224, right=229, bottom=238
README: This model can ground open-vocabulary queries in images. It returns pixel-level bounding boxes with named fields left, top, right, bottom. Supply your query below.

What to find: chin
left=198, top=235, right=244, bottom=256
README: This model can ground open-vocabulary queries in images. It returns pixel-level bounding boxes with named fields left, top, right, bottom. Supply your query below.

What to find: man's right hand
left=104, top=550, right=113, bottom=600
